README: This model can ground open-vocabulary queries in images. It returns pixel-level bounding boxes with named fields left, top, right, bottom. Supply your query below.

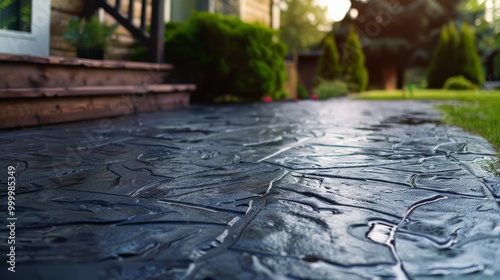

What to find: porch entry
left=0, top=0, right=51, bottom=56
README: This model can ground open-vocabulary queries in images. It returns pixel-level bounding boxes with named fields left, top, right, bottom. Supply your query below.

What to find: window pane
left=215, top=0, right=240, bottom=17
left=0, top=0, right=32, bottom=32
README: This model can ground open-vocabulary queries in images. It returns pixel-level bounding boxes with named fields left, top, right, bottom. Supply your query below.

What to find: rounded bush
left=297, top=84, right=309, bottom=99
left=134, top=13, right=287, bottom=102
left=314, top=80, right=349, bottom=100
left=443, top=76, right=478, bottom=90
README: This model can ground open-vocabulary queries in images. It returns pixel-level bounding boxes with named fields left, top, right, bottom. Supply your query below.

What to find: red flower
left=311, top=94, right=319, bottom=100
left=263, top=96, right=273, bottom=103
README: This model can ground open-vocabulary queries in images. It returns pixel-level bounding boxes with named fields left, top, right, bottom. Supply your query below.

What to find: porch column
left=150, top=0, right=165, bottom=63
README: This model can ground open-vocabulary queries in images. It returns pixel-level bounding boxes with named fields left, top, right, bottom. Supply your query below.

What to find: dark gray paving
left=0, top=99, right=499, bottom=280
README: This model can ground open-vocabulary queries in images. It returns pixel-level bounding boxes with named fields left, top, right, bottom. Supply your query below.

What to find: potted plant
left=63, top=16, right=117, bottom=60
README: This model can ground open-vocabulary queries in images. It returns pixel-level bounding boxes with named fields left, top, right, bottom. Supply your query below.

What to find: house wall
left=50, top=0, right=277, bottom=60
left=102, top=0, right=154, bottom=60
left=50, top=0, right=85, bottom=57
left=50, top=0, right=152, bottom=60
left=241, top=0, right=270, bottom=26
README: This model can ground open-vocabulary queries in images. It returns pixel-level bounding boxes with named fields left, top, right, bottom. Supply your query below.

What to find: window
left=0, top=0, right=50, bottom=56
left=0, top=0, right=32, bottom=32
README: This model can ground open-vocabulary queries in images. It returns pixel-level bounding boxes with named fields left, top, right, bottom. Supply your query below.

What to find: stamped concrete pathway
left=1, top=99, right=499, bottom=280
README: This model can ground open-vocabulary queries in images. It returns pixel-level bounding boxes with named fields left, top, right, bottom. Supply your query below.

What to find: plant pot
left=76, top=48, right=104, bottom=60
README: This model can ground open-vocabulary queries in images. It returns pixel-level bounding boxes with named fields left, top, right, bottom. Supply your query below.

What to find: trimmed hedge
left=134, top=12, right=287, bottom=102
left=443, top=76, right=478, bottom=90
left=314, top=80, right=349, bottom=100
left=316, top=35, right=342, bottom=82
left=427, top=22, right=484, bottom=89
left=342, top=26, right=368, bottom=92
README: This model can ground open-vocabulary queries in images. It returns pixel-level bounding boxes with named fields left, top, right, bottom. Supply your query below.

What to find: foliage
left=0, top=0, right=14, bottom=9
left=443, top=76, right=478, bottom=90
left=439, top=96, right=500, bottom=159
left=64, top=16, right=117, bottom=50
left=0, top=0, right=31, bottom=31
left=152, top=12, right=287, bottom=102
left=316, top=35, right=342, bottom=81
left=426, top=25, right=448, bottom=88
left=455, top=22, right=485, bottom=87
left=428, top=22, right=484, bottom=88
left=342, top=26, right=368, bottom=92
left=297, top=83, right=309, bottom=99
left=314, top=80, right=349, bottom=100
left=356, top=89, right=493, bottom=101
left=459, top=0, right=499, bottom=62
left=427, top=24, right=459, bottom=88
left=341, top=0, right=462, bottom=88
left=280, top=0, right=329, bottom=52
left=485, top=159, right=500, bottom=177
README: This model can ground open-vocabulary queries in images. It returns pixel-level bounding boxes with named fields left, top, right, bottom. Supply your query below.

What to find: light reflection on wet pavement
left=0, top=99, right=499, bottom=279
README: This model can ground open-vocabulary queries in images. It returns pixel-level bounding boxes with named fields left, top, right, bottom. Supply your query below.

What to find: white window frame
left=0, top=0, right=51, bottom=56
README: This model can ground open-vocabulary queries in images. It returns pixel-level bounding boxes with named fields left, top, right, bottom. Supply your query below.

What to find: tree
left=427, top=24, right=459, bottom=88
left=280, top=0, right=329, bottom=52
left=316, top=35, right=342, bottom=81
left=341, top=0, right=461, bottom=90
left=456, top=22, right=485, bottom=86
left=342, top=26, right=368, bottom=92
left=428, top=22, right=484, bottom=88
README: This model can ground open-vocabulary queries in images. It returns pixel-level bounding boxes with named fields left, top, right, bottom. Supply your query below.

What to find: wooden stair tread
left=0, top=53, right=173, bottom=70
left=0, top=84, right=196, bottom=98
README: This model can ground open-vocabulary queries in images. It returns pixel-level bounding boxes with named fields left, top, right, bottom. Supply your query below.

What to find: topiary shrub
left=342, top=26, right=368, bottom=92
left=455, top=22, right=484, bottom=87
left=428, top=22, right=483, bottom=89
left=316, top=35, right=342, bottom=82
left=443, top=76, right=479, bottom=90
left=297, top=83, right=309, bottom=99
left=135, top=12, right=287, bottom=103
left=314, top=80, right=349, bottom=100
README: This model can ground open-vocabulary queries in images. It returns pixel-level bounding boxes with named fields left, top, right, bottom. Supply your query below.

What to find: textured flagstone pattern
left=0, top=99, right=499, bottom=280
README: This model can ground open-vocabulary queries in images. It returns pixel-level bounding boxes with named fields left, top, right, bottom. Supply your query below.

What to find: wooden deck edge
left=0, top=84, right=197, bottom=98
left=0, top=92, right=190, bottom=129
left=0, top=53, right=174, bottom=70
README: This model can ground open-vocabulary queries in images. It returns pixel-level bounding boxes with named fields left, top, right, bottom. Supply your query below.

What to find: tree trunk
left=397, top=65, right=405, bottom=89
left=382, top=65, right=398, bottom=91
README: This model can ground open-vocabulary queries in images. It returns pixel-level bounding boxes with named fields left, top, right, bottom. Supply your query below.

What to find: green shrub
left=427, top=23, right=459, bottom=88
left=297, top=84, right=309, bottom=99
left=342, top=26, right=368, bottom=92
left=64, top=16, right=117, bottom=50
left=316, top=35, right=342, bottom=82
left=134, top=12, right=287, bottom=102
left=443, top=76, right=478, bottom=90
left=314, top=80, right=349, bottom=100
left=428, top=22, right=483, bottom=88
left=455, top=22, right=484, bottom=87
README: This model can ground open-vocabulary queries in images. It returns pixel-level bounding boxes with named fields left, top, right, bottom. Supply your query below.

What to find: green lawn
left=356, top=89, right=494, bottom=102
left=356, top=89, right=500, bottom=175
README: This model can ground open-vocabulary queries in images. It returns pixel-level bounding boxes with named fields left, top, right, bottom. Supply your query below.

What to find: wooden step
left=0, top=53, right=173, bottom=88
left=0, top=90, right=191, bottom=129
left=0, top=84, right=196, bottom=98
left=0, top=53, right=173, bottom=70
left=0, top=53, right=195, bottom=129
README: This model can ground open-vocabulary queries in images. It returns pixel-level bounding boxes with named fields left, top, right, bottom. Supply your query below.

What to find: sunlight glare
left=316, top=0, right=352, bottom=22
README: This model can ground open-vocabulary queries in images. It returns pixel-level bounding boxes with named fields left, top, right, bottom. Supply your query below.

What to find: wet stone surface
left=0, top=99, right=499, bottom=280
